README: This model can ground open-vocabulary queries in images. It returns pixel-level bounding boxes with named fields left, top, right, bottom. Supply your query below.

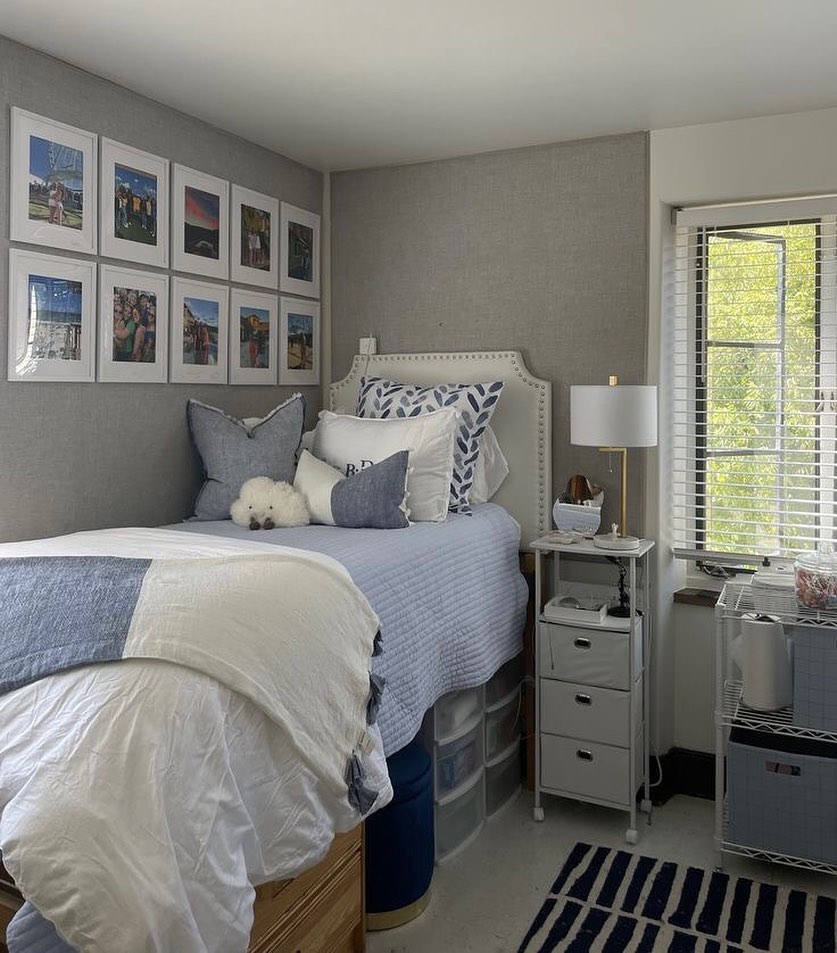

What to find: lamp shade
left=570, top=384, right=657, bottom=448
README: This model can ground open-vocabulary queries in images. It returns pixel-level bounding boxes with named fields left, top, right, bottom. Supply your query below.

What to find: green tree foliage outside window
left=702, top=223, right=817, bottom=556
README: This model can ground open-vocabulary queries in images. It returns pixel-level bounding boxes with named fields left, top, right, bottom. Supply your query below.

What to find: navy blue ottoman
left=365, top=737, right=434, bottom=929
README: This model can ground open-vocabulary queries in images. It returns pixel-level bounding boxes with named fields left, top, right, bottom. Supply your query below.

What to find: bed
left=0, top=350, right=551, bottom=953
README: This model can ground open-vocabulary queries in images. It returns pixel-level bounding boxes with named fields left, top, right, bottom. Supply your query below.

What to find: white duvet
left=0, top=529, right=393, bottom=953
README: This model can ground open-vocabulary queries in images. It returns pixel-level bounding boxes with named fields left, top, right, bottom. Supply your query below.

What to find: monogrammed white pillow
left=312, top=408, right=458, bottom=522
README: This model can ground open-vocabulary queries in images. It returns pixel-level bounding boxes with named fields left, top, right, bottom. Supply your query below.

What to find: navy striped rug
left=518, top=842, right=837, bottom=953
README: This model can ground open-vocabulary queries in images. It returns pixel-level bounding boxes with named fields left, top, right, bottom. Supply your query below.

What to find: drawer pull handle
left=574, top=637, right=592, bottom=650
left=576, top=749, right=593, bottom=761
left=575, top=693, right=592, bottom=705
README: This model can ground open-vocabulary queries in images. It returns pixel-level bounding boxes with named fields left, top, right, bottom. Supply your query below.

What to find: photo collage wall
left=7, top=107, right=321, bottom=386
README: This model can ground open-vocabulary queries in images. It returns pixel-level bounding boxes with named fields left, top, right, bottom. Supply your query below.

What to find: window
left=671, top=201, right=837, bottom=562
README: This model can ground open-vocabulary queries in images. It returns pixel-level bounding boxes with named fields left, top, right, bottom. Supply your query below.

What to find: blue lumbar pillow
left=294, top=449, right=410, bottom=529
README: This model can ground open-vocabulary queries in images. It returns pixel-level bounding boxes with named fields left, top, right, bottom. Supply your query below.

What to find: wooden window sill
left=673, top=587, right=718, bottom=609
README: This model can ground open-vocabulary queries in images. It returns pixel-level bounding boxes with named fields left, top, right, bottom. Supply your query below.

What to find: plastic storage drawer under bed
left=435, top=721, right=483, bottom=796
left=485, top=655, right=523, bottom=708
left=485, top=691, right=521, bottom=762
left=433, top=687, right=482, bottom=740
left=436, top=772, right=484, bottom=859
left=486, top=745, right=521, bottom=816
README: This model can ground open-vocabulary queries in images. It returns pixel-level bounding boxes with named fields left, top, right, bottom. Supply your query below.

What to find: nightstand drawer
left=539, top=620, right=641, bottom=690
left=540, top=679, right=635, bottom=747
left=540, top=734, right=630, bottom=805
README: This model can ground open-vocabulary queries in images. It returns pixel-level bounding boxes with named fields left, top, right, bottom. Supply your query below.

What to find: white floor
left=366, top=791, right=837, bottom=953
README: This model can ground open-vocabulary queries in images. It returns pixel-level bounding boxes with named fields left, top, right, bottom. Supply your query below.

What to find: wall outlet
left=359, top=337, right=377, bottom=355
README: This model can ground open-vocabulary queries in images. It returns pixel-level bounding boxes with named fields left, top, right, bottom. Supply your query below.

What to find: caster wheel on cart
left=533, top=807, right=544, bottom=822
left=625, top=829, right=638, bottom=845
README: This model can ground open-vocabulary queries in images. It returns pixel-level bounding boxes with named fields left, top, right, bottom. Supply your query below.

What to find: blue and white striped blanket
left=0, top=530, right=388, bottom=953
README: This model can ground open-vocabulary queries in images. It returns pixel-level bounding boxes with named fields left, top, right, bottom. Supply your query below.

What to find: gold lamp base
left=597, top=445, right=630, bottom=537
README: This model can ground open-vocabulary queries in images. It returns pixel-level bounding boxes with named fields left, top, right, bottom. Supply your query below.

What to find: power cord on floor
left=646, top=622, right=663, bottom=789
left=649, top=750, right=663, bottom=788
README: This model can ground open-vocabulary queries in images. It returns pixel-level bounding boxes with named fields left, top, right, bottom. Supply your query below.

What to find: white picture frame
left=10, top=107, right=98, bottom=255
left=229, top=288, right=277, bottom=385
left=7, top=249, right=96, bottom=382
left=172, top=165, right=229, bottom=279
left=279, top=296, right=319, bottom=386
left=279, top=202, right=320, bottom=298
left=100, top=138, right=169, bottom=267
left=170, top=277, right=228, bottom=384
left=230, top=185, right=279, bottom=288
left=98, top=265, right=169, bottom=383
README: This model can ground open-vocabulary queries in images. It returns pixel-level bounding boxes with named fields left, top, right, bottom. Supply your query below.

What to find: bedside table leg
left=533, top=550, right=544, bottom=824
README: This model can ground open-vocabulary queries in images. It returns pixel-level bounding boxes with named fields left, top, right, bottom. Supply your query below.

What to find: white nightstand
left=530, top=535, right=655, bottom=843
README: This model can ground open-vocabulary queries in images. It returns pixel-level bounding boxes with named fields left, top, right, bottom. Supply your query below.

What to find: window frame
left=673, top=213, right=836, bottom=563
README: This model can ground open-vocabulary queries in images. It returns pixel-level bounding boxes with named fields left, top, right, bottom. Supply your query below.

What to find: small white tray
left=543, top=596, right=608, bottom=625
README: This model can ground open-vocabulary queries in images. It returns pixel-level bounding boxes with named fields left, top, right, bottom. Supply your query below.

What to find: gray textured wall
left=331, top=133, right=650, bottom=533
left=0, top=35, right=322, bottom=543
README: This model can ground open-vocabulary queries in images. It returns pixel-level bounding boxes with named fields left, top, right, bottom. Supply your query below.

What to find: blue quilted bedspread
left=174, top=502, right=528, bottom=754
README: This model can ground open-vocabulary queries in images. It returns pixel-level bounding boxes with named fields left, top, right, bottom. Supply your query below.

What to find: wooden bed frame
left=2, top=351, right=550, bottom=953
left=2, top=827, right=364, bottom=953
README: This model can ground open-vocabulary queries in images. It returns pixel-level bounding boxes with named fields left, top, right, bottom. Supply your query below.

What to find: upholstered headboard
left=329, top=351, right=552, bottom=549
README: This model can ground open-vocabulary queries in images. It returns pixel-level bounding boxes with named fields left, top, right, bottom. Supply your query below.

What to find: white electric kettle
left=730, top=613, right=792, bottom=711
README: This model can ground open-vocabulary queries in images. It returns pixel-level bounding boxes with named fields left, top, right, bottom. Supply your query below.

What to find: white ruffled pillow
left=470, top=426, right=510, bottom=504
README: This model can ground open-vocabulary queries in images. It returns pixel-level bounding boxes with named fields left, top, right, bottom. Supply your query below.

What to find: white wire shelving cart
left=715, top=582, right=837, bottom=875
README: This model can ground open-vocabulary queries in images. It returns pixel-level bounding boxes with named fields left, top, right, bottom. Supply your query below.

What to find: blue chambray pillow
left=294, top=449, right=409, bottom=528
left=356, top=376, right=505, bottom=512
left=188, top=394, right=304, bottom=520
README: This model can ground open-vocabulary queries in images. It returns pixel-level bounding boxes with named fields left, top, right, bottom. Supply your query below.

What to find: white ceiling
left=4, top=0, right=837, bottom=172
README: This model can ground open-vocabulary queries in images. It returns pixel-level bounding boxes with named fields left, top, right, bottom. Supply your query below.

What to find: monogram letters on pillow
left=294, top=450, right=410, bottom=528
left=356, top=377, right=505, bottom=512
left=312, top=409, right=457, bottom=522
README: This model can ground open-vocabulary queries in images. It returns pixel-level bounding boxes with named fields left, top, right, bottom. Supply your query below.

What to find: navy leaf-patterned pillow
left=357, top=376, right=505, bottom=512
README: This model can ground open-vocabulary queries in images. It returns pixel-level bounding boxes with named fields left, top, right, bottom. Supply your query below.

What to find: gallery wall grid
left=7, top=107, right=321, bottom=386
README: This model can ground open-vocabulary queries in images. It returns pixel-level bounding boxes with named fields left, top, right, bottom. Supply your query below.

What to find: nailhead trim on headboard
left=330, top=351, right=551, bottom=548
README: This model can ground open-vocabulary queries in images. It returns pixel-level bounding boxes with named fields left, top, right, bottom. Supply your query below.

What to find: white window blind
left=671, top=200, right=837, bottom=562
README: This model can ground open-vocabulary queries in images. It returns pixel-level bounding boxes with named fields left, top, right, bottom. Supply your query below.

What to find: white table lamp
left=570, top=376, right=657, bottom=546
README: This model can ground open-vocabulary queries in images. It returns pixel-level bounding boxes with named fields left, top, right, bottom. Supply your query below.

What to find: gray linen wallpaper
left=0, top=35, right=322, bottom=543
left=330, top=133, right=650, bottom=534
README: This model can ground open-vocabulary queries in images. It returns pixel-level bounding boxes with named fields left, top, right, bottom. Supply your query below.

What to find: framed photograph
left=10, top=107, right=97, bottom=255
left=170, top=278, right=228, bottom=384
left=7, top=249, right=96, bottom=382
left=98, top=265, right=169, bottom=383
left=100, top=139, right=169, bottom=267
left=172, top=165, right=229, bottom=279
left=231, top=185, right=279, bottom=288
left=279, top=297, right=319, bottom=385
left=280, top=203, right=320, bottom=298
left=229, top=289, right=277, bottom=385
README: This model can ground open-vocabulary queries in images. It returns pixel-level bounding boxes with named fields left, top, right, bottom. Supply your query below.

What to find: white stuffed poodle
left=231, top=476, right=309, bottom=530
